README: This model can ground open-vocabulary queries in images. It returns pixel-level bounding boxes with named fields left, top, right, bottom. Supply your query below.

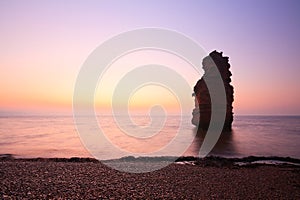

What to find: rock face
left=192, top=50, right=234, bottom=131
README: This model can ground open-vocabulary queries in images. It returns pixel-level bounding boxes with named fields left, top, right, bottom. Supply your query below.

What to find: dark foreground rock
left=1, top=158, right=299, bottom=199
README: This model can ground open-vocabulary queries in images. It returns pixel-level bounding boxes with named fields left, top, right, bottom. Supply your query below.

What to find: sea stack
left=192, top=50, right=234, bottom=131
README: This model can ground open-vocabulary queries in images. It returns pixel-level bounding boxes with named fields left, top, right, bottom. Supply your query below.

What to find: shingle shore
left=1, top=158, right=299, bottom=199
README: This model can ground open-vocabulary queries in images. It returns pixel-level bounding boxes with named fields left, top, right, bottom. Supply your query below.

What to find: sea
left=0, top=115, right=300, bottom=160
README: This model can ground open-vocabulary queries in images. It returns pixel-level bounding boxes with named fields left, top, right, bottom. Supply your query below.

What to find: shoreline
left=1, top=154, right=300, bottom=167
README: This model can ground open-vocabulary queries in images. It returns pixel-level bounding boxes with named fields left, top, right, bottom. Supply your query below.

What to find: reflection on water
left=0, top=115, right=91, bottom=158
left=0, top=115, right=299, bottom=159
left=184, top=128, right=238, bottom=157
left=185, top=116, right=300, bottom=159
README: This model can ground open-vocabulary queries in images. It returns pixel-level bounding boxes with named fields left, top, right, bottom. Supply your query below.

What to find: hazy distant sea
left=0, top=115, right=299, bottom=159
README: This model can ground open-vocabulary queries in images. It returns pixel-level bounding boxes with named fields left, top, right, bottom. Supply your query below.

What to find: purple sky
left=0, top=0, right=300, bottom=115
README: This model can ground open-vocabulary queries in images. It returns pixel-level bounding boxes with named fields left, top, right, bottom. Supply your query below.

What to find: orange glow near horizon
left=1, top=1, right=300, bottom=115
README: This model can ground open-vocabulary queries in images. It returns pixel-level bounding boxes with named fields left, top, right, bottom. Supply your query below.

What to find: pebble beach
left=1, top=157, right=299, bottom=199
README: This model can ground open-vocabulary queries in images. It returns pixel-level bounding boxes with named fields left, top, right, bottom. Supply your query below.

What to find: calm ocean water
left=0, top=115, right=299, bottom=159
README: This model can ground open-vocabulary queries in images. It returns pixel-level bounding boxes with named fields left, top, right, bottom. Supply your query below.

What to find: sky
left=0, top=0, right=300, bottom=115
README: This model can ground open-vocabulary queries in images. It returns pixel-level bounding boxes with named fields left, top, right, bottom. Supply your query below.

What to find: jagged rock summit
left=192, top=50, right=234, bottom=131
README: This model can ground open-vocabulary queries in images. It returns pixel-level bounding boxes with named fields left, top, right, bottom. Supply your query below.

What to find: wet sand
left=1, top=157, right=299, bottom=199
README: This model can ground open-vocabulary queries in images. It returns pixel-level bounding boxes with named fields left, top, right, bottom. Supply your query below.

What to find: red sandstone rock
left=192, top=51, right=234, bottom=131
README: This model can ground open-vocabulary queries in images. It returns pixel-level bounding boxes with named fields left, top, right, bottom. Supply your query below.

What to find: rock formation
left=192, top=50, right=234, bottom=131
